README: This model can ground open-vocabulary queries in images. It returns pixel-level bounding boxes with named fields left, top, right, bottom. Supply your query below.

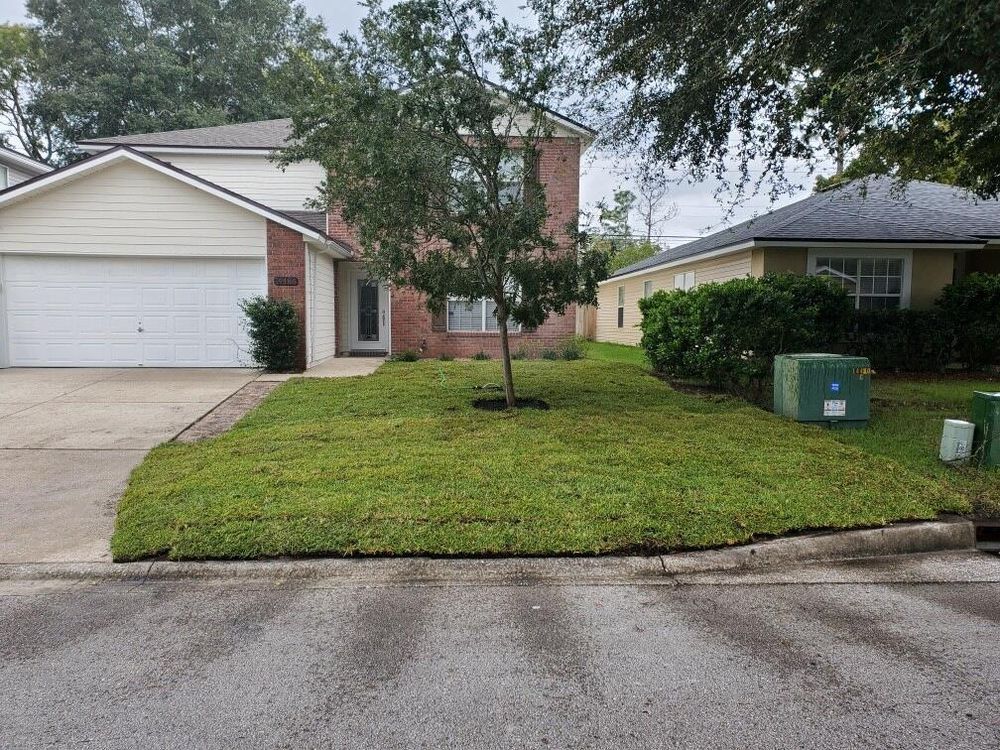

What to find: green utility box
left=971, top=391, right=1000, bottom=467
left=773, top=354, right=871, bottom=429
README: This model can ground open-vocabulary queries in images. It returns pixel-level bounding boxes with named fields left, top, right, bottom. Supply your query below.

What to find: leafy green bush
left=845, top=309, right=953, bottom=372
left=639, top=274, right=852, bottom=396
left=239, top=296, right=300, bottom=372
left=560, top=336, right=585, bottom=360
left=936, top=273, right=1000, bottom=370
left=471, top=350, right=491, bottom=360
left=541, top=349, right=559, bottom=360
left=391, top=350, right=421, bottom=362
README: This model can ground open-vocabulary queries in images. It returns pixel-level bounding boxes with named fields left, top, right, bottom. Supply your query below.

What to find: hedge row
left=638, top=273, right=1000, bottom=395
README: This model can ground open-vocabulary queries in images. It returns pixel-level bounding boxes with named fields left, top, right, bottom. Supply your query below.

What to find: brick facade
left=266, top=220, right=308, bottom=371
left=327, top=137, right=582, bottom=358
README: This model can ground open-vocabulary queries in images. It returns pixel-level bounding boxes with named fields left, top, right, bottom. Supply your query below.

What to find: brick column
left=266, top=220, right=308, bottom=371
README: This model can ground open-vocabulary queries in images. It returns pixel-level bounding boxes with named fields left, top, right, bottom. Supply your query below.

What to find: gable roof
left=610, top=178, right=1000, bottom=279
left=78, top=96, right=596, bottom=152
left=0, top=144, right=53, bottom=175
left=0, top=145, right=350, bottom=256
left=79, top=119, right=295, bottom=150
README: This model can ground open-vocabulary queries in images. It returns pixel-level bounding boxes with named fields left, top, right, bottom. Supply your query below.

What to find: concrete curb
left=0, top=518, right=975, bottom=585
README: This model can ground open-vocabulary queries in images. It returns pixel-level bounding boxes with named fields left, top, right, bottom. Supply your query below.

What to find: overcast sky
left=0, top=0, right=818, bottom=245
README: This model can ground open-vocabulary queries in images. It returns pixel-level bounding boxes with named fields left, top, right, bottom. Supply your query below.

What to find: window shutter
left=431, top=307, right=447, bottom=332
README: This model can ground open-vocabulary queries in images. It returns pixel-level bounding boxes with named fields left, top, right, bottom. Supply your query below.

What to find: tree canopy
left=283, top=0, right=605, bottom=406
left=549, top=0, right=1000, bottom=197
left=6, top=0, right=331, bottom=162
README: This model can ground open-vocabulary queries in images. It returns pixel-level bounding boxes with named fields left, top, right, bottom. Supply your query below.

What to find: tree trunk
left=497, top=309, right=517, bottom=408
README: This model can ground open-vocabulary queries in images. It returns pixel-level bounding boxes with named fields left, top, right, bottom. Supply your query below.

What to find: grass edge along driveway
left=112, top=357, right=967, bottom=561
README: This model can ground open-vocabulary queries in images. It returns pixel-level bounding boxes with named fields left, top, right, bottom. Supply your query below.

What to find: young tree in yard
left=548, top=0, right=1000, bottom=198
left=282, top=0, right=607, bottom=408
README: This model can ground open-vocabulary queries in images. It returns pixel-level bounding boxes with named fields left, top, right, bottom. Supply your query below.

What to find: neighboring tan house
left=596, top=178, right=1000, bottom=346
left=0, top=145, right=52, bottom=188
left=0, top=114, right=594, bottom=369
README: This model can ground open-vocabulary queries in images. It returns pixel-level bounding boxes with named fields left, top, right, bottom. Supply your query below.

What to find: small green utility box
left=773, top=354, right=871, bottom=429
left=971, top=391, right=1000, bottom=467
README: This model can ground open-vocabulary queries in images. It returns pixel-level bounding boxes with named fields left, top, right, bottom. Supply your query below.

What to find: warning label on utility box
left=823, top=399, right=847, bottom=417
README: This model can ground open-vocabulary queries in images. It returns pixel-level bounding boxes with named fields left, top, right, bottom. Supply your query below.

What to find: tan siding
left=911, top=248, right=956, bottom=308
left=163, top=153, right=325, bottom=210
left=0, top=160, right=266, bottom=257
left=596, top=250, right=753, bottom=345
left=760, top=247, right=808, bottom=274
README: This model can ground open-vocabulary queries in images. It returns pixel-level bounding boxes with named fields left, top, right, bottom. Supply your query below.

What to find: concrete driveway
left=0, top=368, right=257, bottom=563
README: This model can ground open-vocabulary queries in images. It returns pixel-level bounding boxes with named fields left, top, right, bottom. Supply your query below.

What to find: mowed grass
left=832, top=374, right=1000, bottom=517
left=112, top=355, right=968, bottom=561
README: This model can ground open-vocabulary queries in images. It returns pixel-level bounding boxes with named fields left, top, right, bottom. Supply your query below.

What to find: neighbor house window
left=643, top=280, right=653, bottom=298
left=447, top=298, right=520, bottom=332
left=673, top=271, right=696, bottom=290
left=617, top=285, right=625, bottom=328
left=813, top=255, right=906, bottom=309
left=0, top=166, right=8, bottom=190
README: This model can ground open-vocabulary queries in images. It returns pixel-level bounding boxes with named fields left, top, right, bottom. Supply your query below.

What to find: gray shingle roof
left=80, top=119, right=294, bottom=149
left=611, top=178, right=1000, bottom=278
left=283, top=210, right=327, bottom=234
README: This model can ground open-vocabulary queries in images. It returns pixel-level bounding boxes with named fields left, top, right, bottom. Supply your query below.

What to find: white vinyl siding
left=162, top=153, right=326, bottom=210
left=0, top=160, right=266, bottom=257
left=308, top=249, right=336, bottom=363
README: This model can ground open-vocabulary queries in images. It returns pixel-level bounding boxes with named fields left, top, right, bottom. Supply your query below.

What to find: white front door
left=1, top=254, right=265, bottom=367
left=348, top=267, right=389, bottom=353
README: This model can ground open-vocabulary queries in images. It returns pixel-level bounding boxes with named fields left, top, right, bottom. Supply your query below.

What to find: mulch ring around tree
left=472, top=397, right=550, bottom=412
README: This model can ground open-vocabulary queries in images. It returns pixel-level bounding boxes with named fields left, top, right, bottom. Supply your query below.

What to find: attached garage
left=0, top=147, right=349, bottom=369
left=1, top=255, right=264, bottom=367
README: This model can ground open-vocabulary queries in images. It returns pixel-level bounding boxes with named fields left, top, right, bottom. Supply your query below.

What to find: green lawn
left=832, top=375, right=1000, bottom=517
left=112, top=351, right=969, bottom=561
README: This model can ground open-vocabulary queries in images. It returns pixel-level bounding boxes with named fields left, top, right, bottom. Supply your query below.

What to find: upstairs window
left=643, top=280, right=653, bottom=298
left=617, top=285, right=625, bottom=328
left=0, top=166, right=8, bottom=190
left=451, top=150, right=529, bottom=206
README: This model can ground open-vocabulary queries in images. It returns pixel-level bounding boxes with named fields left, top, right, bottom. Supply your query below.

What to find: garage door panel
left=3, top=255, right=264, bottom=367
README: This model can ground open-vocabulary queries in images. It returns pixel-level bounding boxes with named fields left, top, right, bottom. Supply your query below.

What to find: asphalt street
left=2, top=551, right=999, bottom=749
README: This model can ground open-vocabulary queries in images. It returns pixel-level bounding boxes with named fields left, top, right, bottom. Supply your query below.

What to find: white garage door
left=2, top=255, right=265, bottom=367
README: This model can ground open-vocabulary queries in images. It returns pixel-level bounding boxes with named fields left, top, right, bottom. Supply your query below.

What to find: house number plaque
left=273, top=276, right=299, bottom=286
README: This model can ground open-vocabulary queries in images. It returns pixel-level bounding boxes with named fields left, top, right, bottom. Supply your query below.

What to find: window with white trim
left=643, top=280, right=653, bottom=298
left=673, top=271, right=696, bottom=290
left=0, top=166, right=8, bottom=190
left=616, top=285, right=625, bottom=328
left=814, top=255, right=905, bottom=309
left=447, top=298, right=520, bottom=332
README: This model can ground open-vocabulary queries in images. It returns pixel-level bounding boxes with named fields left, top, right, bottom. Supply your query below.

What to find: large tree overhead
left=22, top=0, right=331, bottom=161
left=0, top=24, right=57, bottom=161
left=283, top=0, right=606, bottom=407
left=550, top=0, right=1000, bottom=197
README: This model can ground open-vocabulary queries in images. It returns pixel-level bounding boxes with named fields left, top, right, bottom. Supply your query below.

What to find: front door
left=350, top=270, right=389, bottom=352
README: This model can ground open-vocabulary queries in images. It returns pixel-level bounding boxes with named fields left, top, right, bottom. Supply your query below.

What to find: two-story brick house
left=0, top=114, right=594, bottom=369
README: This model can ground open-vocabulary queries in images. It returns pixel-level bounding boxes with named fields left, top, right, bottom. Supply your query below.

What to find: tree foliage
left=549, top=0, right=1000, bottom=198
left=282, top=0, right=606, bottom=406
left=16, top=0, right=331, bottom=162
left=0, top=24, right=56, bottom=161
